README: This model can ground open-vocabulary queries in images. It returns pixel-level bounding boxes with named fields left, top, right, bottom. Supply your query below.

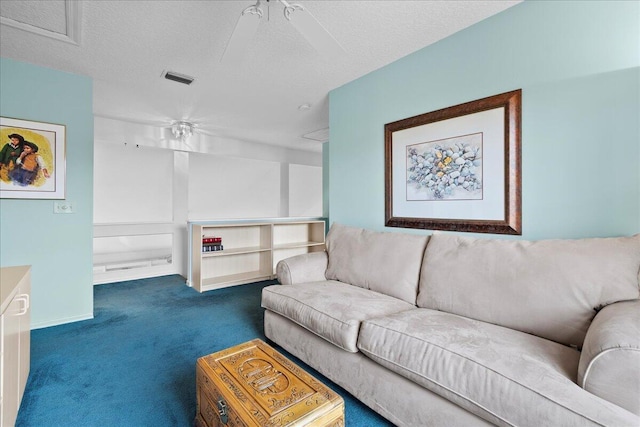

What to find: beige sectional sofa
left=261, top=223, right=640, bottom=426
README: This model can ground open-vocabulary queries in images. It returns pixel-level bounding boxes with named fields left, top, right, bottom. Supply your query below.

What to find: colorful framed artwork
left=385, top=90, right=522, bottom=235
left=0, top=117, right=66, bottom=199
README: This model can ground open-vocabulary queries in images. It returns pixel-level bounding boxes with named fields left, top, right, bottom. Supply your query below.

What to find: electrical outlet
left=54, top=201, right=74, bottom=214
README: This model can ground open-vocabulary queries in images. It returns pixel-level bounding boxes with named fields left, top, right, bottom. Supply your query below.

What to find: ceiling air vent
left=163, top=71, right=194, bottom=85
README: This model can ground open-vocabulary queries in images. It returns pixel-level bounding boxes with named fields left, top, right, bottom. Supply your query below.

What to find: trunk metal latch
left=217, top=398, right=228, bottom=424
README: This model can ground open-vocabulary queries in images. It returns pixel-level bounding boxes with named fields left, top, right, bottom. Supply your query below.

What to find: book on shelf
left=202, top=244, right=224, bottom=252
left=202, top=235, right=223, bottom=252
left=202, top=236, right=222, bottom=244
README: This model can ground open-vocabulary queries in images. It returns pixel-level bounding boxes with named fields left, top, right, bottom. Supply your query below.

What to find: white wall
left=189, top=153, right=281, bottom=220
left=93, top=116, right=323, bottom=284
left=290, top=164, right=323, bottom=217
left=94, top=143, right=174, bottom=224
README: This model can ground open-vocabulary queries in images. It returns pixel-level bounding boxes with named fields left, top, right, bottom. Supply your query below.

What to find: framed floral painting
left=0, top=117, right=66, bottom=199
left=385, top=90, right=522, bottom=235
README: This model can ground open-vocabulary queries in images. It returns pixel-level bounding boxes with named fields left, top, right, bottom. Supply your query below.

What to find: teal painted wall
left=329, top=0, right=640, bottom=239
left=322, top=142, right=330, bottom=219
left=0, top=58, right=94, bottom=328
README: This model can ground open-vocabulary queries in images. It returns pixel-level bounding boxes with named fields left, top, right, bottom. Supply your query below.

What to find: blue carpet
left=17, top=275, right=393, bottom=426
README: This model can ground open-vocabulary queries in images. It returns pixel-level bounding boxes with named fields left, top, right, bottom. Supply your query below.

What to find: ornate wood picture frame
left=385, top=90, right=521, bottom=235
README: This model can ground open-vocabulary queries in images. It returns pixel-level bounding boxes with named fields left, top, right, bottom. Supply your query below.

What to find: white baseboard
left=31, top=313, right=94, bottom=330
left=93, top=264, right=179, bottom=285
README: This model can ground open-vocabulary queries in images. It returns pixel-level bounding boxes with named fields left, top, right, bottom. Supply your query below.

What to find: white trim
left=93, top=265, right=179, bottom=286
left=65, top=0, right=82, bottom=44
left=0, top=0, right=81, bottom=46
left=31, top=312, right=93, bottom=330
left=93, top=223, right=176, bottom=234
left=581, top=347, right=640, bottom=389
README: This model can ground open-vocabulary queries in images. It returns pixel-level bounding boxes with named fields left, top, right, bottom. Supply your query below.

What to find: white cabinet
left=1, top=266, right=31, bottom=427
left=188, top=219, right=326, bottom=292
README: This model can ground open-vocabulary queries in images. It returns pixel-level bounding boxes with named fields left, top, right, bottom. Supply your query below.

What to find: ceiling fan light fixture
left=280, top=0, right=304, bottom=20
left=171, top=121, right=194, bottom=140
left=222, top=0, right=344, bottom=63
left=279, top=0, right=345, bottom=57
left=242, top=0, right=264, bottom=17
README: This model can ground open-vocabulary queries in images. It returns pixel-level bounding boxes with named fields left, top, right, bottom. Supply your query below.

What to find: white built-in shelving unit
left=188, top=219, right=326, bottom=292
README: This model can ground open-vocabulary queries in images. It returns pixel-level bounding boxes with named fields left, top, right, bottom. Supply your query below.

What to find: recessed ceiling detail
left=303, top=128, right=329, bottom=143
left=0, top=0, right=81, bottom=45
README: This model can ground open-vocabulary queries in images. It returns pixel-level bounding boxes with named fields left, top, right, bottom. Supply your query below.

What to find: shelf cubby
left=189, top=219, right=325, bottom=292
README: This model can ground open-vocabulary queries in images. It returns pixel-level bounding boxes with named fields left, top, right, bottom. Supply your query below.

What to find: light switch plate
left=54, top=201, right=74, bottom=214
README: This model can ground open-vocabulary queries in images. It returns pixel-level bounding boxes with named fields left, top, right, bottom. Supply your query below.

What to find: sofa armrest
left=578, top=299, right=640, bottom=416
left=275, top=251, right=328, bottom=286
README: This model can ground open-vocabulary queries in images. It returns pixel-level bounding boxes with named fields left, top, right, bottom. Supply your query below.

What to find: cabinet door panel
left=18, top=273, right=31, bottom=402
left=2, top=295, right=23, bottom=427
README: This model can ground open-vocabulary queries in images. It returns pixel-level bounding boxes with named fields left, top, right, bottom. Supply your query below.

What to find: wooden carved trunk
left=195, top=339, right=344, bottom=427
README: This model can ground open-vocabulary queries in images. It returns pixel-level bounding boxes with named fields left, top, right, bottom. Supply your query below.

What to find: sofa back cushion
left=417, top=233, right=640, bottom=347
left=325, top=223, right=429, bottom=304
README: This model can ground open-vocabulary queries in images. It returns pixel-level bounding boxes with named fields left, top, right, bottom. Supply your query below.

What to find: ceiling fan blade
left=221, top=12, right=261, bottom=63
left=287, top=6, right=345, bottom=58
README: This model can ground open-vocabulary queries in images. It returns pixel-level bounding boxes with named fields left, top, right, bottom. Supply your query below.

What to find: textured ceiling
left=0, top=0, right=521, bottom=153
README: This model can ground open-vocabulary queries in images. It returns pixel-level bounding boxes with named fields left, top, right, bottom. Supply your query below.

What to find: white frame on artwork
left=0, top=116, right=66, bottom=199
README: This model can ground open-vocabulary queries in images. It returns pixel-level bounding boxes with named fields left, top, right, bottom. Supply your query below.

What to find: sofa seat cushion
left=358, top=309, right=639, bottom=426
left=262, top=281, right=415, bottom=353
left=417, top=233, right=640, bottom=347
left=325, top=223, right=429, bottom=304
